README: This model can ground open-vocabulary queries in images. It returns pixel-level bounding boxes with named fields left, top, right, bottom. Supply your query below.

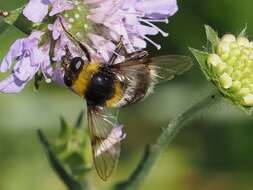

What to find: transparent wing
left=87, top=106, right=125, bottom=181
left=151, top=55, right=193, bottom=84
left=107, top=54, right=193, bottom=106
left=111, top=55, right=193, bottom=84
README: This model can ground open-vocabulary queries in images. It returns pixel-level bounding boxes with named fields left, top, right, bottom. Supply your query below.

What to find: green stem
left=114, top=92, right=222, bottom=190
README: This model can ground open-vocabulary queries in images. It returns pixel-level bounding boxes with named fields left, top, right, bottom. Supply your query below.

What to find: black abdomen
left=85, top=67, right=115, bottom=106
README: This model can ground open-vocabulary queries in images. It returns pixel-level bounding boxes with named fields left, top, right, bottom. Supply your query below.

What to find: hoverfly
left=59, top=20, right=193, bottom=181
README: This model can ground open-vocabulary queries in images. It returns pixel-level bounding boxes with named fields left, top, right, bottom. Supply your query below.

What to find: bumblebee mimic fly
left=60, top=19, right=193, bottom=181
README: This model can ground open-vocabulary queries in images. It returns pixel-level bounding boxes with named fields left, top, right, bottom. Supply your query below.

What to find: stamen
left=41, top=69, right=52, bottom=83
left=144, top=18, right=169, bottom=24
left=140, top=19, right=169, bottom=37
left=142, top=36, right=161, bottom=50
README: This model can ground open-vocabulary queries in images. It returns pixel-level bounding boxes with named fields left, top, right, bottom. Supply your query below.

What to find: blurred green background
left=1, top=0, right=253, bottom=190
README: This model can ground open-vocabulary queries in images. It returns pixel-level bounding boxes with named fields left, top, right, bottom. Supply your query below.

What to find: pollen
left=68, top=18, right=74, bottom=23
left=63, top=2, right=92, bottom=41
left=84, top=24, right=88, bottom=29
left=74, top=13, right=80, bottom=19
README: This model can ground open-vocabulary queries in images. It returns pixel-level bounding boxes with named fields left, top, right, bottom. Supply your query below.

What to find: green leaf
left=1, top=6, right=24, bottom=25
left=60, top=116, right=69, bottom=137
left=37, top=130, right=83, bottom=190
left=238, top=105, right=253, bottom=115
left=0, top=5, right=33, bottom=35
left=64, top=152, right=92, bottom=179
left=75, top=110, right=84, bottom=129
left=0, top=25, right=26, bottom=61
left=238, top=24, right=248, bottom=37
left=205, top=25, right=219, bottom=51
left=189, top=47, right=210, bottom=80
left=0, top=21, right=9, bottom=34
left=12, top=13, right=34, bottom=35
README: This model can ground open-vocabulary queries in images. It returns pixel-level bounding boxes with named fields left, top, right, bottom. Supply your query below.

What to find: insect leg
left=108, top=36, right=124, bottom=65
left=124, top=51, right=149, bottom=62
left=62, top=45, right=73, bottom=72
left=58, top=17, right=91, bottom=62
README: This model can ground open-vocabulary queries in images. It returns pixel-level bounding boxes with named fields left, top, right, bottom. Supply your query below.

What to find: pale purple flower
left=86, top=0, right=178, bottom=50
left=0, top=0, right=178, bottom=93
left=23, top=0, right=73, bottom=23
left=52, top=62, right=65, bottom=86
left=0, top=31, right=51, bottom=93
left=49, top=0, right=74, bottom=16
left=47, top=0, right=178, bottom=63
left=48, top=17, right=86, bottom=62
left=23, top=0, right=178, bottom=61
left=23, top=0, right=49, bottom=23
left=88, top=34, right=117, bottom=62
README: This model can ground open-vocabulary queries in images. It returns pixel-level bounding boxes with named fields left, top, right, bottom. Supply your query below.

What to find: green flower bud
left=220, top=73, right=232, bottom=89
left=207, top=54, right=222, bottom=66
left=52, top=112, right=93, bottom=181
left=63, top=1, right=92, bottom=41
left=191, top=25, right=253, bottom=113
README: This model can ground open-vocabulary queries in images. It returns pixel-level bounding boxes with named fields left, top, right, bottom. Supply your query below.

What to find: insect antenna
left=58, top=17, right=91, bottom=62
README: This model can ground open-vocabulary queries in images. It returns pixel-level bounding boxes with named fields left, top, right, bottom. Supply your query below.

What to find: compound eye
left=64, top=75, right=72, bottom=87
left=70, top=57, right=84, bottom=73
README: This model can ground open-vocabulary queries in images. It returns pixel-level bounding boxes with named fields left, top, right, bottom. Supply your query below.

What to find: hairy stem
left=114, top=92, right=221, bottom=190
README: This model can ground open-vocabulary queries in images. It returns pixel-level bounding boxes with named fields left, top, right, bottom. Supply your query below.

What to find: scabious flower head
left=0, top=0, right=178, bottom=92
left=0, top=31, right=51, bottom=93
left=23, top=0, right=74, bottom=23
left=191, top=25, right=253, bottom=113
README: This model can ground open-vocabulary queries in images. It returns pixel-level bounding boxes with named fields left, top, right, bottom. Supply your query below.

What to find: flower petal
left=39, top=44, right=53, bottom=77
left=0, top=39, right=23, bottom=72
left=49, top=0, right=74, bottom=16
left=23, top=0, right=49, bottom=23
left=136, top=0, right=178, bottom=16
left=52, top=63, right=65, bottom=86
left=14, top=57, right=40, bottom=81
left=0, top=75, right=27, bottom=93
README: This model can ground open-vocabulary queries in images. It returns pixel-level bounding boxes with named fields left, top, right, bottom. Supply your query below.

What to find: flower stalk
left=114, top=92, right=221, bottom=190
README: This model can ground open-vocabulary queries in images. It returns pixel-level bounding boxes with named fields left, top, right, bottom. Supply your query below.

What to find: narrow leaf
left=75, top=110, right=84, bottom=128
left=189, top=47, right=211, bottom=80
left=1, top=6, right=33, bottom=35
left=0, top=21, right=9, bottom=34
left=238, top=104, right=253, bottom=115
left=0, top=25, right=26, bottom=61
left=205, top=25, right=219, bottom=51
left=238, top=24, right=248, bottom=37
left=1, top=6, right=24, bottom=25
left=60, top=116, right=68, bottom=137
left=37, top=130, right=83, bottom=190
